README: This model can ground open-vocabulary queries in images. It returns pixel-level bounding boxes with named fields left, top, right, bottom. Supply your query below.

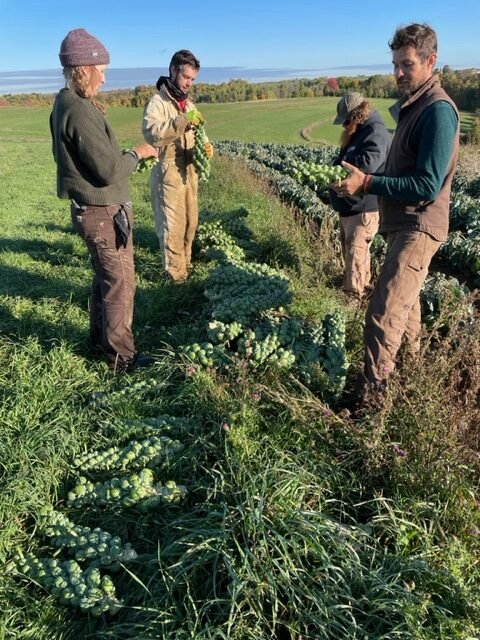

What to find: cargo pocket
left=361, top=212, right=379, bottom=243
left=407, top=233, right=428, bottom=272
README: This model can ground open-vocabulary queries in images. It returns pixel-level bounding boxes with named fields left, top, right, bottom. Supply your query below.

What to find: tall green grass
left=0, top=108, right=479, bottom=639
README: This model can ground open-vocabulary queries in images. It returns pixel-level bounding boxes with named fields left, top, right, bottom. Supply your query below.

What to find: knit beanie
left=59, top=28, right=110, bottom=67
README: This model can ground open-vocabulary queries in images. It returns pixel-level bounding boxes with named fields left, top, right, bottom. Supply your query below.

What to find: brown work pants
left=364, top=229, right=441, bottom=384
left=340, top=211, right=379, bottom=298
left=150, top=162, right=198, bottom=282
left=71, top=203, right=136, bottom=367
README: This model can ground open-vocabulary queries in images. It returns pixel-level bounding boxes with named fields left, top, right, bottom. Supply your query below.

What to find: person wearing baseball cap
left=328, top=92, right=391, bottom=301
left=333, top=92, right=365, bottom=125
left=50, top=28, right=158, bottom=372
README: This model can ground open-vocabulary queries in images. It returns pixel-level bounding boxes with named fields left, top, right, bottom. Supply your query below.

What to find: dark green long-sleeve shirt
left=369, top=100, right=458, bottom=202
left=50, top=88, right=137, bottom=205
left=371, top=75, right=459, bottom=241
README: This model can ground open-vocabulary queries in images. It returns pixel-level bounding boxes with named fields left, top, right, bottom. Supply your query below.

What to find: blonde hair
left=63, top=66, right=105, bottom=111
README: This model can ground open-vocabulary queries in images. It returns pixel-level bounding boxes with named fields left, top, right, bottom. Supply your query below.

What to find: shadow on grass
left=0, top=300, right=89, bottom=352
left=0, top=236, right=85, bottom=267
left=135, top=276, right=209, bottom=351
left=248, top=233, right=302, bottom=272
left=0, top=269, right=197, bottom=359
left=0, top=262, right=88, bottom=301
left=31, top=221, right=159, bottom=251
left=35, top=222, right=77, bottom=236
left=0, top=222, right=210, bottom=359
left=132, top=225, right=160, bottom=251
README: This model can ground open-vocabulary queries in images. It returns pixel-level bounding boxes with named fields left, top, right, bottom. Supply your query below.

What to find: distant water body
left=0, top=64, right=396, bottom=96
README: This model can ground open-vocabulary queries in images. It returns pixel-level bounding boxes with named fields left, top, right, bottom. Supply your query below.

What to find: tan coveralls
left=142, top=85, right=198, bottom=281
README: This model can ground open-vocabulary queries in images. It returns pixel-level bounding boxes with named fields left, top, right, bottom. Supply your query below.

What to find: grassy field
left=0, top=96, right=398, bottom=147
left=0, top=101, right=479, bottom=639
left=1, top=98, right=474, bottom=147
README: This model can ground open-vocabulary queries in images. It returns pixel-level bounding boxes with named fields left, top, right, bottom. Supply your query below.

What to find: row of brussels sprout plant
left=215, top=140, right=476, bottom=327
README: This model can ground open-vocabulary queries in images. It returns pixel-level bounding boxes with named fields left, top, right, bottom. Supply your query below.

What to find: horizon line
left=1, top=62, right=479, bottom=75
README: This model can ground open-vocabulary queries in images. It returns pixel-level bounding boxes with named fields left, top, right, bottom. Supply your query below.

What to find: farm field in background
left=0, top=97, right=395, bottom=146
left=0, top=103, right=479, bottom=639
left=0, top=98, right=474, bottom=146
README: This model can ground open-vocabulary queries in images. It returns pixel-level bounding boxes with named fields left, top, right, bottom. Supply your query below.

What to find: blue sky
left=1, top=0, right=479, bottom=73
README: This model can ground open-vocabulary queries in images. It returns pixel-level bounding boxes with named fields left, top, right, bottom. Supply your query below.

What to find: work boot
left=128, top=354, right=156, bottom=370
left=108, top=354, right=155, bottom=373
left=348, top=373, right=388, bottom=416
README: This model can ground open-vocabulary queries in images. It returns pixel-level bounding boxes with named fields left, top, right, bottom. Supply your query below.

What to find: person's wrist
left=362, top=173, right=372, bottom=194
left=127, top=149, right=139, bottom=163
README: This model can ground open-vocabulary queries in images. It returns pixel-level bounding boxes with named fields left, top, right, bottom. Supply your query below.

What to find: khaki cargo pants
left=340, top=211, right=379, bottom=298
left=364, top=229, right=441, bottom=384
left=150, top=161, right=198, bottom=282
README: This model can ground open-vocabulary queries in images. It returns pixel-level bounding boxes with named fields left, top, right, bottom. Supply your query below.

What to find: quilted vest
left=379, top=75, right=459, bottom=241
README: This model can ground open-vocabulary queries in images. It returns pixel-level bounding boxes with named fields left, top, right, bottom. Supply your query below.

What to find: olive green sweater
left=50, top=88, right=137, bottom=205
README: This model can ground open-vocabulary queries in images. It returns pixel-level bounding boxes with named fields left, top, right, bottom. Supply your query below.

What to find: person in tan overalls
left=142, top=50, right=213, bottom=282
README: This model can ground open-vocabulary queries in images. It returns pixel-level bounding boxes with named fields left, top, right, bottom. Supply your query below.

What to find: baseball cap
left=333, top=92, right=364, bottom=125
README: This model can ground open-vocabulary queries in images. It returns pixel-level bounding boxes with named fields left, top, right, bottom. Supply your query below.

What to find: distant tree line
left=1, top=67, right=479, bottom=114
left=111, top=69, right=480, bottom=111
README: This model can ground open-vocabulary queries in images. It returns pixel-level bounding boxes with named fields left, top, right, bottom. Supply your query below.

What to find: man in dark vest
left=331, top=23, right=459, bottom=408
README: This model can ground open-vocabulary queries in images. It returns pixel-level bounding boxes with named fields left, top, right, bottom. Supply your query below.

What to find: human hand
left=330, top=161, right=365, bottom=196
left=205, top=143, right=214, bottom=159
left=134, top=143, right=158, bottom=160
